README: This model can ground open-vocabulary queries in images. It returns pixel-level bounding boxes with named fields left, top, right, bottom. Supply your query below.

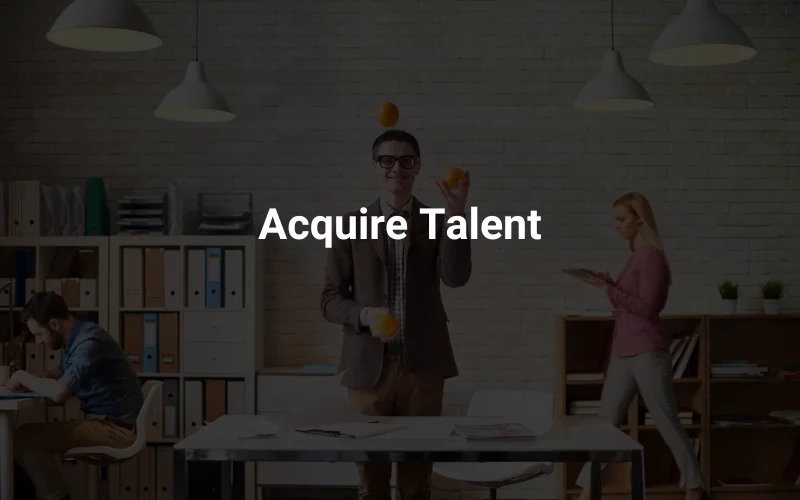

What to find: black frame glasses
left=374, top=155, right=419, bottom=170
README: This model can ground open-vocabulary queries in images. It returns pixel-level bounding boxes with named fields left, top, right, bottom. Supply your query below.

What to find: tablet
left=562, top=268, right=594, bottom=279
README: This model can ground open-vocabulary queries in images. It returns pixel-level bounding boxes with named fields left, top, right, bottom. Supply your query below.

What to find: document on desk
left=296, top=421, right=406, bottom=439
left=0, top=387, right=46, bottom=399
left=236, top=419, right=280, bottom=439
left=451, top=422, right=536, bottom=440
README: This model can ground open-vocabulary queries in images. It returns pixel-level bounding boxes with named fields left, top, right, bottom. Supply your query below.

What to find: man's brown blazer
left=320, top=196, right=472, bottom=390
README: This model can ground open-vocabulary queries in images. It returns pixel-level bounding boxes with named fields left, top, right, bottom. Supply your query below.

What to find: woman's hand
left=579, top=270, right=613, bottom=289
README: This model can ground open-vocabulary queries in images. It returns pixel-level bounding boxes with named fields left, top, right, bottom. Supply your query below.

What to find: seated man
left=6, top=291, right=143, bottom=500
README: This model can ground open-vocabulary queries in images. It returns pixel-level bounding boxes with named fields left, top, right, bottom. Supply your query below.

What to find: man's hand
left=360, top=306, right=398, bottom=342
left=6, top=370, right=30, bottom=392
left=436, top=170, right=470, bottom=216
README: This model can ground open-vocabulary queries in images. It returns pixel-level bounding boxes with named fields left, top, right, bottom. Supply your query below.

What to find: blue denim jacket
left=57, top=320, right=143, bottom=425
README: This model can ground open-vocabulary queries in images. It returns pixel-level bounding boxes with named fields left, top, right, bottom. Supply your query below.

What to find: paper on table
left=0, top=387, right=46, bottom=399
left=451, top=422, right=536, bottom=440
left=276, top=369, right=370, bottom=431
left=296, top=421, right=406, bottom=439
left=235, top=418, right=280, bottom=439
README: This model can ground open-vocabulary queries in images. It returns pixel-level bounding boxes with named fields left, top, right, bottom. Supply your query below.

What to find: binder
left=64, top=397, right=82, bottom=421
left=47, top=406, right=64, bottom=423
left=155, top=446, right=173, bottom=500
left=226, top=380, right=245, bottom=415
left=25, top=278, right=37, bottom=302
left=162, top=379, right=179, bottom=438
left=205, top=247, right=222, bottom=308
left=26, top=343, right=44, bottom=374
left=138, top=446, right=156, bottom=500
left=142, top=313, right=158, bottom=373
left=144, top=383, right=162, bottom=441
left=108, top=464, right=121, bottom=500
left=61, top=278, right=81, bottom=308
left=0, top=278, right=12, bottom=306
left=14, top=250, right=33, bottom=307
left=223, top=249, right=243, bottom=309
left=184, top=380, right=203, bottom=436
left=144, top=248, right=165, bottom=308
left=119, top=454, right=138, bottom=500
left=44, top=278, right=61, bottom=294
left=186, top=250, right=205, bottom=308
left=157, top=313, right=179, bottom=373
left=61, top=460, right=87, bottom=500
left=163, top=249, right=182, bottom=309
left=122, top=248, right=143, bottom=308
left=44, top=347, right=61, bottom=372
left=122, top=314, right=143, bottom=373
left=204, top=379, right=226, bottom=423
left=79, top=279, right=97, bottom=309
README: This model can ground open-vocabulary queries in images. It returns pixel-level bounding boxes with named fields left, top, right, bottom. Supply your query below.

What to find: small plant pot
left=723, top=299, right=737, bottom=314
left=764, top=299, right=780, bottom=315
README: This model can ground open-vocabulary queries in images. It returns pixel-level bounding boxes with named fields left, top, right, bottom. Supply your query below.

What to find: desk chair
left=433, top=390, right=556, bottom=500
left=63, top=380, right=163, bottom=496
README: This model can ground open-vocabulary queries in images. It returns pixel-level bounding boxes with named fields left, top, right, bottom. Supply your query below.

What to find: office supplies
left=295, top=421, right=406, bottom=439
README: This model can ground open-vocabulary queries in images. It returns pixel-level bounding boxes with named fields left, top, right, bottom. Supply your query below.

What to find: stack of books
left=711, top=361, right=768, bottom=378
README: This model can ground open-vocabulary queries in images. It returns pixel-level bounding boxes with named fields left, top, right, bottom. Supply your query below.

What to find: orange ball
left=442, top=168, right=467, bottom=189
left=375, top=313, right=399, bottom=338
left=377, top=102, right=399, bottom=128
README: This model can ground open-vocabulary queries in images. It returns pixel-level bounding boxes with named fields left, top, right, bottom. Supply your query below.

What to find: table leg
left=590, top=461, right=601, bottom=500
left=630, top=450, right=645, bottom=500
left=221, top=462, right=232, bottom=500
left=173, top=449, right=187, bottom=500
left=0, top=412, right=13, bottom=500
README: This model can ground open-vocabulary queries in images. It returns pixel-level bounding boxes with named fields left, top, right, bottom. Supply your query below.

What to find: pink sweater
left=606, top=244, right=671, bottom=357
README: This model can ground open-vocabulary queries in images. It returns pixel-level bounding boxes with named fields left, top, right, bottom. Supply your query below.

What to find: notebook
left=295, top=421, right=406, bottom=439
left=0, top=387, right=46, bottom=399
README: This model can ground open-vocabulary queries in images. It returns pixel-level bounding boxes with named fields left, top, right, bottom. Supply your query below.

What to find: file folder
left=26, top=343, right=44, bottom=374
left=144, top=384, right=162, bottom=441
left=155, top=446, right=173, bottom=500
left=64, top=397, right=82, bottom=422
left=144, top=248, right=165, bottom=308
left=226, top=380, right=245, bottom=415
left=44, top=347, right=61, bottom=372
left=61, top=278, right=81, bottom=308
left=162, top=379, right=179, bottom=438
left=186, top=250, right=205, bottom=308
left=14, top=250, right=33, bottom=307
left=119, top=454, right=138, bottom=500
left=47, top=406, right=64, bottom=423
left=204, top=379, right=226, bottom=422
left=205, top=247, right=222, bottom=308
left=184, top=380, right=203, bottom=436
left=157, top=313, right=179, bottom=373
left=223, top=249, right=243, bottom=309
left=142, top=313, right=158, bottom=373
left=163, top=249, right=182, bottom=309
left=138, top=446, right=156, bottom=500
left=25, top=278, right=37, bottom=303
left=79, top=278, right=97, bottom=309
left=122, top=247, right=143, bottom=308
left=44, top=278, right=61, bottom=294
left=108, top=464, right=121, bottom=500
left=0, top=278, right=12, bottom=306
left=122, top=314, right=143, bottom=373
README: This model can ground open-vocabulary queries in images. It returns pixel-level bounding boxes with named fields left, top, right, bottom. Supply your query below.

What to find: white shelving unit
left=109, top=234, right=264, bottom=500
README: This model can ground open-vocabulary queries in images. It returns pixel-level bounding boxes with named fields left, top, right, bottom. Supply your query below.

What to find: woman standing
left=576, top=192, right=708, bottom=500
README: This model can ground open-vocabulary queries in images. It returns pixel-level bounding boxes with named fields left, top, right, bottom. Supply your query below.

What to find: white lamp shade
left=649, top=0, right=756, bottom=66
left=46, top=0, right=161, bottom=52
left=155, top=62, right=236, bottom=123
left=574, top=51, right=654, bottom=111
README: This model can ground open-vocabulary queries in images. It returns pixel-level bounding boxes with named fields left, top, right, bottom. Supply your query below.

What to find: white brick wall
left=2, top=0, right=798, bottom=497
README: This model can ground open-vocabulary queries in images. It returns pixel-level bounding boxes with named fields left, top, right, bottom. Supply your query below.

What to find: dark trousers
left=14, top=461, right=37, bottom=500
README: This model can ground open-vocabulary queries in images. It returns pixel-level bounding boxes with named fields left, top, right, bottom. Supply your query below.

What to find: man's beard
left=49, top=329, right=65, bottom=349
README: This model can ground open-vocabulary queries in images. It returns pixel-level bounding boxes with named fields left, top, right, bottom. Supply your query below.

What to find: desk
left=173, top=415, right=645, bottom=500
left=0, top=398, right=41, bottom=500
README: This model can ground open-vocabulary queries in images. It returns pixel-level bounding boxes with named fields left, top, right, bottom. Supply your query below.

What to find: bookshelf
left=557, top=314, right=800, bottom=500
left=109, top=234, right=264, bottom=500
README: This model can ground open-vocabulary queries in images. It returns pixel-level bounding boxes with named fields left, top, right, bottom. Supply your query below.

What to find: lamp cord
left=195, top=0, right=199, bottom=61
left=610, top=0, right=615, bottom=50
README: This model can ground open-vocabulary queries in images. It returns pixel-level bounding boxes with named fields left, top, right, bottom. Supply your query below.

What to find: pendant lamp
left=155, top=0, right=235, bottom=123
left=574, top=0, right=653, bottom=111
left=648, top=0, right=756, bottom=66
left=46, top=0, right=161, bottom=52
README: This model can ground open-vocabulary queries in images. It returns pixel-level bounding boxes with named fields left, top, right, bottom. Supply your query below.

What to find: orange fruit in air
left=443, top=168, right=466, bottom=189
left=377, top=102, right=399, bottom=128
left=375, top=313, right=398, bottom=338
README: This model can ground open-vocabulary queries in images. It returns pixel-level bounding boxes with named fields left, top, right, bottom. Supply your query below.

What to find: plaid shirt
left=380, top=196, right=413, bottom=345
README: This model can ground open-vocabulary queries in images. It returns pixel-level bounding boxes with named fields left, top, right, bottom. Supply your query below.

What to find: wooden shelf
left=557, top=314, right=800, bottom=500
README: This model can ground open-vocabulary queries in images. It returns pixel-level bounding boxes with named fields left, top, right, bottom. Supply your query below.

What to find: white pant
left=575, top=349, right=704, bottom=490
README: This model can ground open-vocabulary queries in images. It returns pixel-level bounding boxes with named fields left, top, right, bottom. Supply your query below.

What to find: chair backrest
left=467, top=390, right=555, bottom=436
left=131, top=380, right=163, bottom=451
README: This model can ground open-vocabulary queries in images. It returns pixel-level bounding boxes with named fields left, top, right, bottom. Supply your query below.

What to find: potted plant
left=718, top=279, right=739, bottom=314
left=761, top=280, right=785, bottom=315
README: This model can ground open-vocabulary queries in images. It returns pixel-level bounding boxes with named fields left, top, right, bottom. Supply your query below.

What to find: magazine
left=451, top=422, right=536, bottom=440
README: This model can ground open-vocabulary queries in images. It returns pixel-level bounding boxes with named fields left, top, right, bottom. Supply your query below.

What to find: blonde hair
left=613, top=192, right=672, bottom=285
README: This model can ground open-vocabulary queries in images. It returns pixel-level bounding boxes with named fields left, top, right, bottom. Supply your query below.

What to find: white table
left=173, top=415, right=645, bottom=500
left=0, top=398, right=42, bottom=500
